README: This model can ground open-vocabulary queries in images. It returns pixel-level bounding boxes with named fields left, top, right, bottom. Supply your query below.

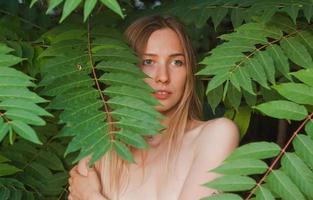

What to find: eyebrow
left=142, top=53, right=185, bottom=57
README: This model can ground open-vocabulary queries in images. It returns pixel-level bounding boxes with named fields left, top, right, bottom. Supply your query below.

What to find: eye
left=142, top=59, right=153, bottom=65
left=172, top=59, right=184, bottom=66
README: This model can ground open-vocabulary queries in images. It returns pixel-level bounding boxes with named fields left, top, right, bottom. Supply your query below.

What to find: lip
left=153, top=90, right=172, bottom=100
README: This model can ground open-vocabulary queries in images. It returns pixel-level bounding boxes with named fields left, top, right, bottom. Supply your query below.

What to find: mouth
left=153, top=90, right=172, bottom=100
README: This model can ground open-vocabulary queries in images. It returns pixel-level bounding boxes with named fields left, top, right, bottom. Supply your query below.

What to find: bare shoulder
left=195, top=117, right=240, bottom=155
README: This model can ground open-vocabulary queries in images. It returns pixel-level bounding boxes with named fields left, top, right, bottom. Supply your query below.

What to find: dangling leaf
left=253, top=100, right=308, bottom=120
left=211, top=159, right=267, bottom=175
left=281, top=153, right=313, bottom=199
left=280, top=37, right=313, bottom=69
left=99, top=0, right=124, bottom=18
left=290, top=69, right=313, bottom=87
left=273, top=83, right=313, bottom=105
left=293, top=134, right=313, bottom=169
left=255, top=185, right=275, bottom=200
left=204, top=175, right=256, bottom=192
left=84, top=0, right=97, bottom=22
left=226, top=142, right=280, bottom=161
left=266, top=170, right=306, bottom=200
left=60, top=0, right=82, bottom=22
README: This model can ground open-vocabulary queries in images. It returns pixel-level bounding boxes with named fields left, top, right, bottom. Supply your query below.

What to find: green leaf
left=206, top=72, right=229, bottom=94
left=207, top=84, right=223, bottom=114
left=281, top=37, right=313, bottom=69
left=281, top=153, right=313, bottom=199
left=10, top=121, right=42, bottom=144
left=246, top=59, right=269, bottom=89
left=230, top=8, right=245, bottom=28
left=46, top=0, right=64, bottom=14
left=274, top=83, right=313, bottom=105
left=115, top=129, right=148, bottom=149
left=204, top=175, right=256, bottom=192
left=267, top=44, right=291, bottom=80
left=233, top=67, right=255, bottom=95
left=266, top=170, right=306, bottom=200
left=297, top=30, right=313, bottom=52
left=226, top=83, right=241, bottom=110
left=113, top=140, right=134, bottom=163
left=0, top=99, right=52, bottom=117
left=84, top=0, right=97, bottom=22
left=103, top=85, right=158, bottom=106
left=0, top=154, right=10, bottom=163
left=290, top=69, right=313, bottom=87
left=201, top=193, right=243, bottom=200
left=0, top=44, right=14, bottom=54
left=253, top=100, right=308, bottom=120
left=60, top=0, right=82, bottom=23
left=255, top=186, right=275, bottom=200
left=305, top=119, right=313, bottom=138
left=256, top=50, right=276, bottom=85
left=0, top=87, right=47, bottom=103
left=226, top=142, right=280, bottom=161
left=99, top=0, right=124, bottom=19
left=5, top=109, right=46, bottom=126
left=293, top=134, right=313, bottom=169
left=0, top=53, right=23, bottom=67
left=211, top=7, right=228, bottom=30
left=30, top=0, right=38, bottom=7
left=282, top=3, right=300, bottom=24
left=37, top=151, right=65, bottom=171
left=229, top=73, right=241, bottom=92
left=99, top=73, right=152, bottom=92
left=65, top=124, right=109, bottom=155
left=0, top=122, right=9, bottom=142
left=0, top=163, right=22, bottom=176
left=232, top=107, right=251, bottom=139
left=211, top=159, right=267, bottom=175
left=242, top=86, right=257, bottom=106
left=0, top=186, right=10, bottom=200
left=108, top=96, right=162, bottom=119
left=303, top=5, right=313, bottom=22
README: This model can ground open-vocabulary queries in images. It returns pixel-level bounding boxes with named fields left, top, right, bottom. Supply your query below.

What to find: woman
left=68, top=15, right=239, bottom=200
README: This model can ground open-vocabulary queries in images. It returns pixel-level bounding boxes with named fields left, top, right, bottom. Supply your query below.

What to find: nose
left=154, top=63, right=169, bottom=84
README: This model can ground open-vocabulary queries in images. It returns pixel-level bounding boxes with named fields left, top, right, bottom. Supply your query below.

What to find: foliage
left=0, top=0, right=312, bottom=199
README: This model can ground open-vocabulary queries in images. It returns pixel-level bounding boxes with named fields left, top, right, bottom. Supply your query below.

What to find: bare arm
left=178, top=117, right=240, bottom=200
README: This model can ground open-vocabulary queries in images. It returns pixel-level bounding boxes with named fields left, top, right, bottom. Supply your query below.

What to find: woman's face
left=139, top=28, right=187, bottom=115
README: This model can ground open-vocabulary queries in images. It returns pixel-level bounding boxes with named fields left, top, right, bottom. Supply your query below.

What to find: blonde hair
left=95, top=15, right=203, bottom=200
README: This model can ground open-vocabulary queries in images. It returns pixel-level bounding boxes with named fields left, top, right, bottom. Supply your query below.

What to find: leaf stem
left=86, top=20, right=114, bottom=141
left=230, top=30, right=299, bottom=74
left=245, top=112, right=313, bottom=199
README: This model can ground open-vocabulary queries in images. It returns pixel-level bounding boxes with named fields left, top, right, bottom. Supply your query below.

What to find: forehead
left=143, top=28, right=184, bottom=55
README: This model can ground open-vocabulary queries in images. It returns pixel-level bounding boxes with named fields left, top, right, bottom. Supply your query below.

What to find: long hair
left=95, top=15, right=203, bottom=200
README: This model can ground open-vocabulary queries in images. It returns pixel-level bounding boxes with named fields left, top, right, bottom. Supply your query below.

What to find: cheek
left=141, top=66, right=155, bottom=78
left=173, top=70, right=187, bottom=92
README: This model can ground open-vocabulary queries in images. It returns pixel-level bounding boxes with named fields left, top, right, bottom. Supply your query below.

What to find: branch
left=245, top=112, right=313, bottom=199
left=86, top=20, right=114, bottom=141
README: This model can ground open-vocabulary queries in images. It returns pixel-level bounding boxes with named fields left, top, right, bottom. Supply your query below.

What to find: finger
left=68, top=186, right=72, bottom=193
left=77, top=156, right=91, bottom=176
left=69, top=166, right=76, bottom=177
left=68, top=177, right=72, bottom=185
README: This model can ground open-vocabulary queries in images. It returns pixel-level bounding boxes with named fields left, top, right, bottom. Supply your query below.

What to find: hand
left=77, top=156, right=91, bottom=176
left=68, top=165, right=103, bottom=200
left=72, top=156, right=92, bottom=179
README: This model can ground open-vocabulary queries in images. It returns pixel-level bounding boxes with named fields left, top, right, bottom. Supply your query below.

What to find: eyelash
left=142, top=59, right=185, bottom=67
left=142, top=59, right=153, bottom=65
